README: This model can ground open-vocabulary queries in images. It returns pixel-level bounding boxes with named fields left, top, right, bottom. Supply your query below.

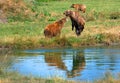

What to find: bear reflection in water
left=67, top=52, right=85, bottom=78
left=44, top=50, right=85, bottom=78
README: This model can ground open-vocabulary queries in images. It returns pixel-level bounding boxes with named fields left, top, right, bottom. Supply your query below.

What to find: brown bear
left=70, top=4, right=86, bottom=13
left=44, top=17, right=67, bottom=38
left=63, top=10, right=85, bottom=36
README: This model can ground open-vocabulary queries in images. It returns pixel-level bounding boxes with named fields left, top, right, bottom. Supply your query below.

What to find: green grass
left=0, top=0, right=120, bottom=49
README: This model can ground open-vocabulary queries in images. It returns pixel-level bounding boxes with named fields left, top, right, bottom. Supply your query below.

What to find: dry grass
left=95, top=72, right=120, bottom=83
left=0, top=0, right=36, bottom=22
left=1, top=72, right=120, bottom=83
left=0, top=72, right=77, bottom=83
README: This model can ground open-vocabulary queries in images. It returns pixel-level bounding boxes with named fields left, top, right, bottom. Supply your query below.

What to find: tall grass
left=0, top=69, right=120, bottom=83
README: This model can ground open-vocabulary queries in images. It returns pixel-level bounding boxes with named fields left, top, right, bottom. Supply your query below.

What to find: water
left=1, top=46, right=120, bottom=81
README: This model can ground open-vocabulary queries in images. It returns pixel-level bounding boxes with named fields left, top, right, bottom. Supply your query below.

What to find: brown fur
left=71, top=4, right=86, bottom=13
left=44, top=17, right=67, bottom=38
left=64, top=10, right=85, bottom=25
left=63, top=10, right=85, bottom=36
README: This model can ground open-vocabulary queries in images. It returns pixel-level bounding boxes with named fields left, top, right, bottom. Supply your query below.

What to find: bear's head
left=63, top=10, right=72, bottom=17
left=58, top=17, right=67, bottom=25
left=63, top=10, right=80, bottom=18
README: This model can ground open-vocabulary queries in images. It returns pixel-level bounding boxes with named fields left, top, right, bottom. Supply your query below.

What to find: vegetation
left=0, top=70, right=74, bottom=83
left=0, top=69, right=120, bottom=83
left=0, top=0, right=120, bottom=49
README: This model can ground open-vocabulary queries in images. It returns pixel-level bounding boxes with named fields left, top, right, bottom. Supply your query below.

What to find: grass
left=1, top=20, right=120, bottom=49
left=0, top=71, right=68, bottom=83
left=0, top=68, right=120, bottom=83
left=94, top=72, right=120, bottom=83
left=0, top=0, right=120, bottom=49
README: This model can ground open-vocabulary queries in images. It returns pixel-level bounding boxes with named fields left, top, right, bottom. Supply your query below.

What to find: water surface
left=1, top=46, right=120, bottom=81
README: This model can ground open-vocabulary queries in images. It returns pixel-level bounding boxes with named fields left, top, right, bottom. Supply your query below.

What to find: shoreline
left=0, top=42, right=120, bottom=51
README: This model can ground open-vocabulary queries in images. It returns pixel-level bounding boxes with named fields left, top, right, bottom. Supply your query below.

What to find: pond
left=1, top=46, right=120, bottom=82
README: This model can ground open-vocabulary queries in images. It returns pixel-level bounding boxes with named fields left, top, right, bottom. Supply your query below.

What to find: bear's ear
left=70, top=4, right=74, bottom=8
left=63, top=10, right=69, bottom=16
left=71, top=4, right=75, bottom=5
left=63, top=10, right=67, bottom=15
